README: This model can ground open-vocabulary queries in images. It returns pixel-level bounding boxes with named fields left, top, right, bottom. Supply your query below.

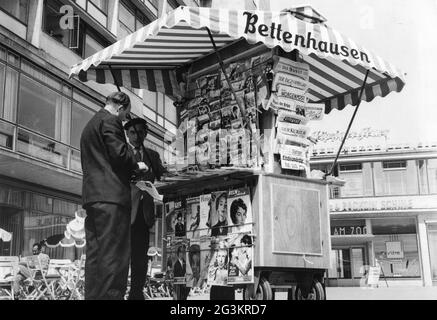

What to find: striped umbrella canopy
left=69, top=6, right=406, bottom=114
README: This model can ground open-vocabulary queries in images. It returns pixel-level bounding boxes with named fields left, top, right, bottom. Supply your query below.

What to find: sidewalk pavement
left=155, top=286, right=437, bottom=300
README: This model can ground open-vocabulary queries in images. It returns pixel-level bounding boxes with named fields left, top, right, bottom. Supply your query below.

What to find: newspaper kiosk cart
left=69, top=5, right=406, bottom=300
left=156, top=169, right=333, bottom=300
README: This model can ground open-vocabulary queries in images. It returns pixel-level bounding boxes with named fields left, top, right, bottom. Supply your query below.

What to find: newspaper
left=276, top=122, right=310, bottom=140
left=135, top=181, right=163, bottom=201
left=273, top=57, right=310, bottom=82
left=304, top=103, right=325, bottom=121
left=276, top=84, right=308, bottom=105
left=276, top=110, right=308, bottom=126
left=272, top=71, right=308, bottom=92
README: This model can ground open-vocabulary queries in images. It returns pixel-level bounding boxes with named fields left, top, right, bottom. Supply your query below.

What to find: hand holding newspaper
left=135, top=180, right=163, bottom=202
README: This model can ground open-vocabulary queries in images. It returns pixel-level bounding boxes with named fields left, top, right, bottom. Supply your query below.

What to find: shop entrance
left=0, top=204, right=22, bottom=256
left=328, top=246, right=368, bottom=286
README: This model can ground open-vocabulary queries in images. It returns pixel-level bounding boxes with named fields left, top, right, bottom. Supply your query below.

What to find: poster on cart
left=207, top=238, right=230, bottom=286
left=199, top=194, right=211, bottom=237
left=186, top=240, right=201, bottom=288
left=209, top=191, right=229, bottom=237
left=186, top=196, right=201, bottom=240
left=227, top=187, right=253, bottom=234
left=173, top=200, right=186, bottom=238
left=199, top=238, right=213, bottom=287
left=227, top=233, right=254, bottom=285
left=165, top=201, right=176, bottom=237
left=172, top=239, right=190, bottom=285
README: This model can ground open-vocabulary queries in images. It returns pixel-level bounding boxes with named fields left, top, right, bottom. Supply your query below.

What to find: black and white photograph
left=1, top=0, right=436, bottom=305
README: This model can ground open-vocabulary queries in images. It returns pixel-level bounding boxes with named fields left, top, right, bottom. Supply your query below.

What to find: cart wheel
left=287, top=287, right=295, bottom=300
left=294, top=281, right=325, bottom=300
left=243, top=277, right=273, bottom=300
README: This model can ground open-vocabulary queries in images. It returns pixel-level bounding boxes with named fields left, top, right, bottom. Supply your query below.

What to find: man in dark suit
left=80, top=92, right=148, bottom=300
left=124, top=117, right=166, bottom=300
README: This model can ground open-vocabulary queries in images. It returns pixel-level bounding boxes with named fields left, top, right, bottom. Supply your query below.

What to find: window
left=339, top=163, right=362, bottom=171
left=0, top=0, right=28, bottom=24
left=0, top=62, right=5, bottom=117
left=427, top=224, right=437, bottom=280
left=71, top=103, right=95, bottom=149
left=164, top=96, right=176, bottom=124
left=428, top=159, right=437, bottom=194
left=44, top=0, right=109, bottom=58
left=89, top=0, right=108, bottom=13
left=418, top=160, right=429, bottom=194
left=383, top=161, right=406, bottom=169
left=84, top=33, right=105, bottom=58
left=339, top=163, right=364, bottom=197
left=3, top=66, right=18, bottom=122
left=118, top=1, right=151, bottom=38
left=44, top=0, right=82, bottom=56
left=75, top=0, right=108, bottom=26
left=382, top=161, right=407, bottom=195
left=119, top=2, right=135, bottom=36
left=18, top=75, right=70, bottom=143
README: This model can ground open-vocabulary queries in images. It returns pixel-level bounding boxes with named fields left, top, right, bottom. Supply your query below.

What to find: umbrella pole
left=205, top=27, right=246, bottom=121
left=327, top=69, right=370, bottom=177
left=109, top=65, right=122, bottom=92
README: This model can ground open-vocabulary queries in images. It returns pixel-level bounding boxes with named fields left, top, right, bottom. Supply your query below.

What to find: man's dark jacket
left=80, top=109, right=137, bottom=209
left=129, top=145, right=166, bottom=227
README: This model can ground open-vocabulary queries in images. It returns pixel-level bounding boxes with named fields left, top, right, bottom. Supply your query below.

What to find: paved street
left=155, top=286, right=437, bottom=300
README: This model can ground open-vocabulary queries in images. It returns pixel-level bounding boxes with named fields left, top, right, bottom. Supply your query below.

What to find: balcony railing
left=0, top=118, right=82, bottom=174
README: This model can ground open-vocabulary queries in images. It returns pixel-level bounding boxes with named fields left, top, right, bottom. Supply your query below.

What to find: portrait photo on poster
left=227, top=233, right=254, bottom=284
left=227, top=187, right=253, bottom=234
left=209, top=191, right=228, bottom=237
left=165, top=201, right=176, bottom=235
left=186, top=196, right=201, bottom=240
left=174, top=200, right=186, bottom=238
left=207, top=239, right=229, bottom=286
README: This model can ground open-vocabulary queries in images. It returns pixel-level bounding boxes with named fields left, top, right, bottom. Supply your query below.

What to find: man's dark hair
left=240, top=235, right=252, bottom=246
left=230, top=198, right=247, bottom=224
left=106, top=92, right=130, bottom=108
left=32, top=242, right=42, bottom=251
left=177, top=245, right=184, bottom=255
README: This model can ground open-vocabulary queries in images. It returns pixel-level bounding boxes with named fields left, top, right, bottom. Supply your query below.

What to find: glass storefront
left=0, top=182, right=83, bottom=260
left=371, top=217, right=420, bottom=279
left=427, top=223, right=437, bottom=280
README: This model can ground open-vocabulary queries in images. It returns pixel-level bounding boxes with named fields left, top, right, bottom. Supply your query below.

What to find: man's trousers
left=84, top=202, right=130, bottom=300
left=128, top=203, right=150, bottom=300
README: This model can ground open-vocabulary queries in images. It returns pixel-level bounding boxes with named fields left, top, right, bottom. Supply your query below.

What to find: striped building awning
left=69, top=6, right=406, bottom=113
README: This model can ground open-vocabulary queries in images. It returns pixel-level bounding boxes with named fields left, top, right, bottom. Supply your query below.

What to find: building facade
left=0, top=0, right=200, bottom=262
left=310, top=138, right=437, bottom=287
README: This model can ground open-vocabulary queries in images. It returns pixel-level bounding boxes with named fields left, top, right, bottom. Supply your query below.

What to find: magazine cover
left=199, top=194, right=211, bottom=237
left=199, top=238, right=213, bottom=289
left=173, top=200, right=186, bottom=238
left=186, top=196, right=201, bottom=240
left=172, top=240, right=189, bottom=285
left=207, top=239, right=230, bottom=286
left=165, top=201, right=176, bottom=236
left=186, top=241, right=201, bottom=288
left=229, top=129, right=247, bottom=167
left=220, top=105, right=234, bottom=129
left=209, top=191, right=229, bottom=237
left=227, top=187, right=253, bottom=234
left=227, top=233, right=254, bottom=284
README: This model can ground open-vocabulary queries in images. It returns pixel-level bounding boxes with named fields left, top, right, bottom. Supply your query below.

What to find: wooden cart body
left=157, top=170, right=331, bottom=299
